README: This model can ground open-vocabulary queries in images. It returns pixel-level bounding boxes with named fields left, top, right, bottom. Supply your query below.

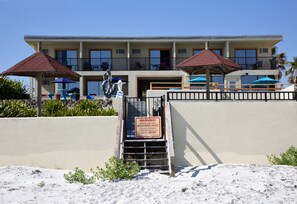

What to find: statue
left=101, top=70, right=117, bottom=99
left=115, top=80, right=126, bottom=98
left=101, top=70, right=126, bottom=99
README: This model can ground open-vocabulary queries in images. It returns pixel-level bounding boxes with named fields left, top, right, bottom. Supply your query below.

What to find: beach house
left=24, top=35, right=282, bottom=97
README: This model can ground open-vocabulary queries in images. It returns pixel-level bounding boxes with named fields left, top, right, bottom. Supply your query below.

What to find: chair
left=135, top=61, right=143, bottom=70
left=48, top=93, right=54, bottom=100
left=83, top=62, right=92, bottom=71
left=159, top=62, right=167, bottom=70
left=86, top=95, right=95, bottom=100
left=101, top=62, right=109, bottom=71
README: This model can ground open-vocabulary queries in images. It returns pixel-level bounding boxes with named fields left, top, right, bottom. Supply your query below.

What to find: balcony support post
left=79, top=76, right=85, bottom=97
left=173, top=41, right=176, bottom=70
left=79, top=41, right=83, bottom=71
left=205, top=41, right=209, bottom=50
left=127, top=42, right=130, bottom=70
left=224, top=41, right=230, bottom=58
left=37, top=41, right=42, bottom=51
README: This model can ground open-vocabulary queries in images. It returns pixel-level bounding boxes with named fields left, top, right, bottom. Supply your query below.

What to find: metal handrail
left=54, top=56, right=277, bottom=71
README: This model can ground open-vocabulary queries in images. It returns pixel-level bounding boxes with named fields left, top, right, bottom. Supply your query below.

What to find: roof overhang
left=24, top=35, right=283, bottom=43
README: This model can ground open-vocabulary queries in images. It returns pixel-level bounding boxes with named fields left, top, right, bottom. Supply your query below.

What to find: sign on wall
left=135, top=116, right=161, bottom=138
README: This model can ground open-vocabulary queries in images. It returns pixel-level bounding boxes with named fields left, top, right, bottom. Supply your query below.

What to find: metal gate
left=123, top=96, right=165, bottom=140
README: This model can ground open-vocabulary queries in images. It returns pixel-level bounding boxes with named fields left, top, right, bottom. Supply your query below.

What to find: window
left=90, top=50, right=112, bottom=71
left=132, top=49, right=141, bottom=54
left=55, top=50, right=78, bottom=71
left=235, top=49, right=257, bottom=70
left=211, top=49, right=222, bottom=55
left=259, top=48, right=269, bottom=53
left=193, top=49, right=203, bottom=55
left=178, top=49, right=187, bottom=54
left=116, top=49, right=125, bottom=54
left=241, top=75, right=265, bottom=85
left=87, top=81, right=104, bottom=96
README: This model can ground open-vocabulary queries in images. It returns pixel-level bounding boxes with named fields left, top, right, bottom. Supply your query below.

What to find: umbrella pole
left=206, top=67, right=210, bottom=100
left=36, top=74, right=42, bottom=117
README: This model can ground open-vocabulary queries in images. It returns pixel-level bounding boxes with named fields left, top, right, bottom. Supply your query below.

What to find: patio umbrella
left=112, top=77, right=127, bottom=83
left=1, top=51, right=80, bottom=116
left=189, top=76, right=206, bottom=83
left=177, top=49, right=241, bottom=99
left=52, top=77, right=76, bottom=89
left=252, top=77, right=278, bottom=85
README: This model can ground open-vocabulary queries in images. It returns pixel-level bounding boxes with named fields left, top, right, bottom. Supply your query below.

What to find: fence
left=167, top=91, right=297, bottom=102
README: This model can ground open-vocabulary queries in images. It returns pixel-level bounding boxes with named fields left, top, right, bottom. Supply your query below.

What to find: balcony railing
left=167, top=91, right=297, bottom=101
left=229, top=57, right=277, bottom=70
left=56, top=57, right=277, bottom=71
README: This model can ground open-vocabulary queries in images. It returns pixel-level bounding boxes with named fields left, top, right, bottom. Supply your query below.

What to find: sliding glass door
left=55, top=50, right=78, bottom=70
left=90, top=50, right=112, bottom=71
left=149, top=49, right=170, bottom=70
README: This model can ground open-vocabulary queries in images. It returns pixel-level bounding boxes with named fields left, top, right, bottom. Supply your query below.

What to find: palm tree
left=272, top=46, right=287, bottom=79
left=286, top=57, right=297, bottom=84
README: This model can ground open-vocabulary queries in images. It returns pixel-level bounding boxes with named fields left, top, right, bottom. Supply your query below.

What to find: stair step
left=125, top=158, right=168, bottom=161
left=123, top=146, right=167, bottom=149
left=140, top=165, right=169, bottom=169
left=123, top=152, right=167, bottom=155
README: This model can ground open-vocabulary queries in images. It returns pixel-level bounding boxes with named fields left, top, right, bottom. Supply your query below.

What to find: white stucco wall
left=0, top=116, right=118, bottom=171
left=171, top=101, right=297, bottom=166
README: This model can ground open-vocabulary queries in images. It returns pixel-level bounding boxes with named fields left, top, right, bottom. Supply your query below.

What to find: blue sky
left=0, top=0, right=296, bottom=86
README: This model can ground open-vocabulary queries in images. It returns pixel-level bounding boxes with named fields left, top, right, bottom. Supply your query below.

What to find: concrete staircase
left=123, top=140, right=169, bottom=171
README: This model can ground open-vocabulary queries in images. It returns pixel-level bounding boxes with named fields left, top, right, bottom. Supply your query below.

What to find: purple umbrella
left=52, top=77, right=76, bottom=89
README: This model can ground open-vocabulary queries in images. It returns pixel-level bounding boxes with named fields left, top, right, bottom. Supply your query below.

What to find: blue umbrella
left=52, top=77, right=76, bottom=89
left=252, top=77, right=278, bottom=85
left=189, top=76, right=206, bottom=83
left=112, top=77, right=127, bottom=83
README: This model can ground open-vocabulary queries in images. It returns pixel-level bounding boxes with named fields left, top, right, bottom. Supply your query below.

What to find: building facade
left=24, top=35, right=282, bottom=97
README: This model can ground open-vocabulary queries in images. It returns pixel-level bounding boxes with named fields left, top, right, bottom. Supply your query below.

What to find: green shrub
left=267, top=146, right=297, bottom=166
left=64, top=167, right=95, bottom=185
left=42, top=100, right=68, bottom=117
left=70, top=100, right=118, bottom=116
left=0, top=76, right=28, bottom=99
left=71, top=99, right=101, bottom=116
left=0, top=100, right=36, bottom=117
left=92, top=156, right=140, bottom=181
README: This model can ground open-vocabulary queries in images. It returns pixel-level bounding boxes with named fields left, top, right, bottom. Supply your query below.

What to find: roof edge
left=24, top=35, right=283, bottom=42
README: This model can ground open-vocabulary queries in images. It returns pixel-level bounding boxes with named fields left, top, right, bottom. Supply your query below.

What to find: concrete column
left=79, top=76, right=85, bottom=96
left=205, top=41, right=209, bottom=50
left=173, top=41, right=176, bottom=70
left=29, top=77, right=34, bottom=98
left=224, top=41, right=230, bottom=58
left=37, top=41, right=42, bottom=52
left=36, top=74, right=42, bottom=117
left=127, top=42, right=130, bottom=70
left=79, top=41, right=83, bottom=71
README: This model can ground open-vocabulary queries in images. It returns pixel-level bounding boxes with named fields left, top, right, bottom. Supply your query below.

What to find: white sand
left=0, top=164, right=297, bottom=203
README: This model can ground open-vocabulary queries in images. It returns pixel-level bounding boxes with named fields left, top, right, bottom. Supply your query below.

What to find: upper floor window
left=116, top=49, right=125, bottom=54
left=235, top=49, right=257, bottom=70
left=55, top=50, right=78, bottom=71
left=259, top=48, right=269, bottom=54
left=132, top=49, right=141, bottom=54
left=178, top=49, right=187, bottom=54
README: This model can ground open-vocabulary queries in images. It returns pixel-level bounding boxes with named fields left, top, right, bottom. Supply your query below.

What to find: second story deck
left=24, top=35, right=282, bottom=73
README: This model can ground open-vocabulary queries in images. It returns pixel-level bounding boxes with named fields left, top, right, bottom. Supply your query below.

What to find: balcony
left=56, top=57, right=277, bottom=72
